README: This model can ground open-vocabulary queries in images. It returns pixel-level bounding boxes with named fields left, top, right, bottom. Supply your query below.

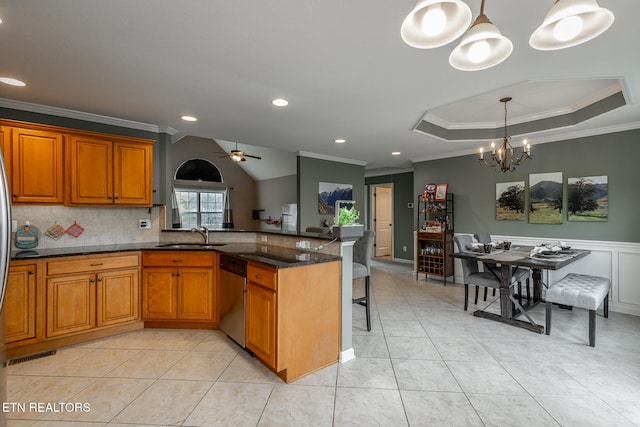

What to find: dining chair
left=453, top=234, right=503, bottom=311
left=474, top=232, right=531, bottom=305
left=353, top=230, right=375, bottom=331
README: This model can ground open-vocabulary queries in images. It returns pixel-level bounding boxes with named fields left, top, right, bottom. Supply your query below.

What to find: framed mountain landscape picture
left=567, top=175, right=608, bottom=222
left=529, top=172, right=563, bottom=224
left=318, top=182, right=353, bottom=214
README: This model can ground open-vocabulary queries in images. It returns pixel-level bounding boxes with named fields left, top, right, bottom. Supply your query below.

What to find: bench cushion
left=546, top=273, right=610, bottom=311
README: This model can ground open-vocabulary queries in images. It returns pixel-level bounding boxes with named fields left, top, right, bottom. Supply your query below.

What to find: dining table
left=453, top=245, right=591, bottom=333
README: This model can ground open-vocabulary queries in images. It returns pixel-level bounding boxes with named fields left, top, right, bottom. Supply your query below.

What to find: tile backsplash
left=11, top=205, right=164, bottom=250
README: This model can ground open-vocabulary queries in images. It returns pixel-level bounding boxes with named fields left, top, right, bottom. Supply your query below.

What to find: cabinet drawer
left=247, top=264, right=277, bottom=291
left=142, top=251, right=214, bottom=267
left=47, top=254, right=140, bottom=276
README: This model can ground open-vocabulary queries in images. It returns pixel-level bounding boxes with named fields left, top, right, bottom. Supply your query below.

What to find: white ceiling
left=1, top=0, right=638, bottom=180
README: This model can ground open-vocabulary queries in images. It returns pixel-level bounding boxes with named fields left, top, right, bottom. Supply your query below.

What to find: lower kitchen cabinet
left=141, top=252, right=215, bottom=324
left=244, top=260, right=341, bottom=382
left=46, top=273, right=96, bottom=337
left=246, top=281, right=276, bottom=368
left=5, top=262, right=37, bottom=344
left=45, top=253, right=141, bottom=338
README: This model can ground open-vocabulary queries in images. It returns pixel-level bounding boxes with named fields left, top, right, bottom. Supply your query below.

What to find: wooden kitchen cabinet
left=46, top=272, right=96, bottom=337
left=67, top=134, right=153, bottom=206
left=142, top=251, right=215, bottom=324
left=243, top=260, right=340, bottom=382
left=0, top=126, right=10, bottom=188
left=97, top=268, right=140, bottom=327
left=11, top=126, right=64, bottom=204
left=246, top=273, right=277, bottom=369
left=45, top=253, right=140, bottom=338
left=5, top=262, right=37, bottom=344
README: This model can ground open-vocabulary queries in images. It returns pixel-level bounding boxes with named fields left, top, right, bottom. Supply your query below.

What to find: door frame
left=370, top=183, right=394, bottom=258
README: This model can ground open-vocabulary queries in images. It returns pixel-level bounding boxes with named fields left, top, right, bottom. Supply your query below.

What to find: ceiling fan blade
left=244, top=154, right=262, bottom=160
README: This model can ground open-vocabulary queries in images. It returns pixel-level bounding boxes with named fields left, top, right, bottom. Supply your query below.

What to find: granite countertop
left=10, top=242, right=341, bottom=269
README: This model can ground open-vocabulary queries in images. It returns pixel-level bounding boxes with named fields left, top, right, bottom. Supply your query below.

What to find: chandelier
left=479, top=97, right=531, bottom=173
left=400, top=0, right=615, bottom=71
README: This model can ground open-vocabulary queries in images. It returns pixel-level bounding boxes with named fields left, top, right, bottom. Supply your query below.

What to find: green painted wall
left=297, top=156, right=365, bottom=231
left=365, top=172, right=414, bottom=260
left=413, top=129, right=640, bottom=243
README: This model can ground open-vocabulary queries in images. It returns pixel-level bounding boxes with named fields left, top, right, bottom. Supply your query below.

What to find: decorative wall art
left=318, top=182, right=353, bottom=214
left=529, top=172, right=563, bottom=224
left=496, top=181, right=525, bottom=221
left=435, top=184, right=448, bottom=201
left=567, top=175, right=608, bottom=222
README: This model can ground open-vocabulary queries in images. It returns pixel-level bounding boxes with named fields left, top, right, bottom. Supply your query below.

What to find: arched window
left=172, top=159, right=227, bottom=229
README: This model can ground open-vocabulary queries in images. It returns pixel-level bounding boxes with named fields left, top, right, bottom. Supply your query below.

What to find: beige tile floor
left=6, top=260, right=640, bottom=426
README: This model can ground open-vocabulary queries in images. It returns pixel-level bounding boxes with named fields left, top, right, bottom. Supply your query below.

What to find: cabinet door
left=246, top=281, right=276, bottom=369
left=142, top=268, right=177, bottom=319
left=6, top=264, right=37, bottom=343
left=177, top=268, right=213, bottom=320
left=114, top=141, right=152, bottom=206
left=67, top=135, right=113, bottom=204
left=97, top=268, right=140, bottom=327
left=11, top=127, right=64, bottom=203
left=0, top=126, right=10, bottom=190
left=46, top=274, right=96, bottom=338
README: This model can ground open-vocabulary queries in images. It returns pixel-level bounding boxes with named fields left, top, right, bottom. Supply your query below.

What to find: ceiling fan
left=218, top=143, right=261, bottom=162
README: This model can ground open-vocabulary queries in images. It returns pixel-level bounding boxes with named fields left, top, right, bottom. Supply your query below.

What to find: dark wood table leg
left=499, top=264, right=513, bottom=319
left=532, top=268, right=543, bottom=302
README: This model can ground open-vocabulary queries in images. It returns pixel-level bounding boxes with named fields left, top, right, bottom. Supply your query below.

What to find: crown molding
left=0, top=98, right=178, bottom=135
left=410, top=121, right=640, bottom=164
left=297, top=151, right=367, bottom=166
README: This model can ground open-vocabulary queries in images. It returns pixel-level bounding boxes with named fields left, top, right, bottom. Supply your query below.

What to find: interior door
left=374, top=186, right=393, bottom=257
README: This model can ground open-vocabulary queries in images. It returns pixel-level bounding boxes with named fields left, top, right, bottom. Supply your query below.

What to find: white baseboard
left=340, top=348, right=356, bottom=363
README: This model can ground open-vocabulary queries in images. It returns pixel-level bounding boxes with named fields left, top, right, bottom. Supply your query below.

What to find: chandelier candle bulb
left=479, top=147, right=484, bottom=160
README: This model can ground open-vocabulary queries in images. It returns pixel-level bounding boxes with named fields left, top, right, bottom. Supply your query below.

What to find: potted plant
left=332, top=205, right=364, bottom=239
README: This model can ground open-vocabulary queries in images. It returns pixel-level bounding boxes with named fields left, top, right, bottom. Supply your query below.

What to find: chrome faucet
left=190, top=226, right=210, bottom=243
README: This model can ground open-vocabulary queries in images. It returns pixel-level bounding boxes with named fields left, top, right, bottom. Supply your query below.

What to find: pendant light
left=449, top=0, right=512, bottom=71
left=400, top=0, right=472, bottom=49
left=530, top=0, right=614, bottom=50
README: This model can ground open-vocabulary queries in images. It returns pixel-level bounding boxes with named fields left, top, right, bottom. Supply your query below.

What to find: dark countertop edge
left=161, top=228, right=343, bottom=241
left=10, top=243, right=342, bottom=269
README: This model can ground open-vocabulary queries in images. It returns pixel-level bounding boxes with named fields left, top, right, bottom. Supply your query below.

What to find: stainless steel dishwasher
left=219, top=255, right=247, bottom=347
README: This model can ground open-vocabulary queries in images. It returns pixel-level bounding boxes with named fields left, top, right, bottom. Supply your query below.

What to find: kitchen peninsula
left=7, top=230, right=349, bottom=383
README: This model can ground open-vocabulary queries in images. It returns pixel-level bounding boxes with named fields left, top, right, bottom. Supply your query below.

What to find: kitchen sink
left=155, top=243, right=227, bottom=249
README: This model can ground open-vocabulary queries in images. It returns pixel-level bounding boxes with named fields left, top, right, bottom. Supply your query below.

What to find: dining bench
left=545, top=273, right=610, bottom=347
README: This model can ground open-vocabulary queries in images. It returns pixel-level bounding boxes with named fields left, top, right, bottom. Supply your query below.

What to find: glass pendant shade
left=529, top=0, right=614, bottom=50
left=449, top=14, right=513, bottom=71
left=401, top=0, right=472, bottom=48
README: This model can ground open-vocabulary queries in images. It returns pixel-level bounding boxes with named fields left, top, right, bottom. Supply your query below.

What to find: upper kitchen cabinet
left=67, top=134, right=154, bottom=206
left=11, top=127, right=64, bottom=204
left=0, top=126, right=10, bottom=189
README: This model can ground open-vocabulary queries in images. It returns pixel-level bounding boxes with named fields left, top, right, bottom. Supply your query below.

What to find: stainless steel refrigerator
left=0, top=149, right=11, bottom=427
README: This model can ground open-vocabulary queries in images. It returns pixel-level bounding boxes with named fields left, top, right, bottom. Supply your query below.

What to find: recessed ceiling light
left=334, top=139, right=346, bottom=144
left=392, top=151, right=401, bottom=155
left=272, top=98, right=289, bottom=107
left=181, top=115, right=197, bottom=122
left=0, top=77, right=26, bottom=87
